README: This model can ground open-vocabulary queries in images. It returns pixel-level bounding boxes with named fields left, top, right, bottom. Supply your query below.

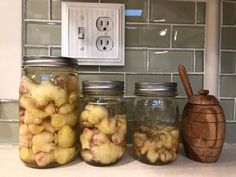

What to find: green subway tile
left=127, top=120, right=133, bottom=144
left=52, top=0, right=99, bottom=20
left=0, top=123, right=18, bottom=144
left=101, top=50, right=147, bottom=72
left=0, top=101, right=18, bottom=120
left=220, top=76, right=236, bottom=97
left=62, top=0, right=98, bottom=2
left=197, top=2, right=206, bottom=24
left=223, top=2, right=236, bottom=25
left=176, top=98, right=188, bottom=119
left=52, top=0, right=61, bottom=20
left=102, top=0, right=148, bottom=22
left=25, top=47, right=48, bottom=56
left=26, top=22, right=61, bottom=45
left=172, top=26, right=205, bottom=48
left=79, top=74, right=123, bottom=82
left=79, top=74, right=124, bottom=95
left=149, top=50, right=194, bottom=72
left=222, top=27, right=236, bottom=50
left=26, top=0, right=48, bottom=19
left=126, top=74, right=171, bottom=96
left=220, top=99, right=234, bottom=121
left=126, top=25, right=170, bottom=48
left=195, top=51, right=204, bottom=72
left=221, top=52, right=236, bottom=74
left=51, top=48, right=61, bottom=56
left=150, top=0, right=195, bottom=24
left=225, top=123, right=236, bottom=143
left=78, top=66, right=99, bottom=71
left=173, top=74, right=203, bottom=97
left=124, top=98, right=135, bottom=121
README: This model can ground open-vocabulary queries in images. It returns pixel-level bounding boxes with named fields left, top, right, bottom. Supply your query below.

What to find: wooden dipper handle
left=178, top=64, right=193, bottom=99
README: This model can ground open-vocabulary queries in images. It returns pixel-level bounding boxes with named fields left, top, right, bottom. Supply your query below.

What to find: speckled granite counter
left=0, top=144, right=236, bottom=177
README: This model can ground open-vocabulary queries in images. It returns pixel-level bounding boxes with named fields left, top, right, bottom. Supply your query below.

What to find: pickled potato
left=20, top=148, right=35, bottom=163
left=79, top=103, right=127, bottom=165
left=19, top=74, right=79, bottom=168
left=54, top=147, right=76, bottom=165
left=57, top=125, right=76, bottom=148
left=133, top=122, right=179, bottom=164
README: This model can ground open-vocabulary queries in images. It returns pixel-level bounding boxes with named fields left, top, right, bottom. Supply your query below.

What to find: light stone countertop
left=0, top=144, right=236, bottom=177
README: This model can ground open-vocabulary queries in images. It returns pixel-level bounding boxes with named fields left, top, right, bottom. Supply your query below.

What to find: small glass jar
left=132, top=82, right=179, bottom=165
left=79, top=81, right=127, bottom=166
left=19, top=56, right=80, bottom=168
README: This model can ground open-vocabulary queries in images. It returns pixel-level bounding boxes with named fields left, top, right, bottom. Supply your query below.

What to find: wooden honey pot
left=178, top=64, right=226, bottom=163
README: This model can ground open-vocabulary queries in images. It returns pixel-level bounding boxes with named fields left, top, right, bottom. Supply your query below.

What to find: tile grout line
left=78, top=71, right=205, bottom=75
left=170, top=25, right=173, bottom=48
left=48, top=0, right=51, bottom=20
left=193, top=49, right=196, bottom=72
left=24, top=45, right=207, bottom=51
left=146, top=49, right=150, bottom=72
left=48, top=46, right=51, bottom=56
left=147, top=0, right=150, bottom=23
left=219, top=0, right=223, bottom=100
left=195, top=1, right=197, bottom=25
left=126, top=22, right=206, bottom=27
left=234, top=98, right=236, bottom=121
left=123, top=73, right=127, bottom=95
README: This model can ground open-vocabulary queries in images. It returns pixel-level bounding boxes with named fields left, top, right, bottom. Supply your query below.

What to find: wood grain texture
left=184, top=104, right=224, bottom=114
left=178, top=64, right=193, bottom=99
left=182, top=103, right=226, bottom=163
left=183, top=143, right=222, bottom=163
left=183, top=135, right=224, bottom=148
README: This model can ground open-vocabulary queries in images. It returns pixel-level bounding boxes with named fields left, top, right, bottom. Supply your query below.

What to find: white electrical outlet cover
left=62, top=2, right=125, bottom=66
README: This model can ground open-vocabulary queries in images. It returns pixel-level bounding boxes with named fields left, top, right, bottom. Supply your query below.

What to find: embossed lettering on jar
left=132, top=82, right=179, bottom=165
left=19, top=57, right=80, bottom=168
left=79, top=81, right=127, bottom=166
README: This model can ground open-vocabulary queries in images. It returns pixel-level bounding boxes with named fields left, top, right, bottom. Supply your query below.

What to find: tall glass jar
left=79, top=81, right=127, bottom=166
left=132, top=82, right=179, bottom=165
left=19, top=56, right=80, bottom=168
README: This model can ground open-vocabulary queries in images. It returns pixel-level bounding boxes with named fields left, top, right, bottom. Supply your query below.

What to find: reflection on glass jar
left=19, top=56, right=79, bottom=168
left=79, top=81, right=127, bottom=166
left=132, top=82, right=179, bottom=165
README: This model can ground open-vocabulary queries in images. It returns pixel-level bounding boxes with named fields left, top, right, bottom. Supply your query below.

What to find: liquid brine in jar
left=132, top=82, right=179, bottom=165
left=79, top=81, right=127, bottom=166
left=19, top=57, right=80, bottom=168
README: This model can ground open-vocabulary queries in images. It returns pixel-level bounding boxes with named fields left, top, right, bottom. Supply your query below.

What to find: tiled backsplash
left=1, top=0, right=236, bottom=144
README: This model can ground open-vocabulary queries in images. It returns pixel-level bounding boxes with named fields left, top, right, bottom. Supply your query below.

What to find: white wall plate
left=62, top=2, right=125, bottom=66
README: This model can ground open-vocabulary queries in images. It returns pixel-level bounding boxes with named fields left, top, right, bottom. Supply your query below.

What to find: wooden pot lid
left=189, top=89, right=219, bottom=105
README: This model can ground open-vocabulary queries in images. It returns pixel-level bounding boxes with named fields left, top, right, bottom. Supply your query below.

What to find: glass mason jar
left=79, top=81, right=127, bottom=166
left=19, top=56, right=80, bottom=168
left=132, top=82, right=179, bottom=165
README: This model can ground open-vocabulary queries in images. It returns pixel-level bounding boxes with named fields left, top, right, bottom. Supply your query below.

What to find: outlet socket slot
left=96, top=17, right=113, bottom=32
left=96, top=36, right=113, bottom=51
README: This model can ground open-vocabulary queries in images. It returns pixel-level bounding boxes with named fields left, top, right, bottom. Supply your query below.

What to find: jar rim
left=135, top=82, right=178, bottom=96
left=22, top=56, right=78, bottom=68
left=82, top=80, right=124, bottom=95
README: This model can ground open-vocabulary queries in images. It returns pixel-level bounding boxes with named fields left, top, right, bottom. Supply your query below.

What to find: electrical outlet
left=96, top=36, right=113, bottom=51
left=96, top=17, right=113, bottom=32
left=62, top=2, right=125, bottom=66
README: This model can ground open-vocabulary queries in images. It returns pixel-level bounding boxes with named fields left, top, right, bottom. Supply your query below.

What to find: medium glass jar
left=79, top=81, right=127, bottom=166
left=19, top=56, right=80, bottom=168
left=132, top=82, right=179, bottom=165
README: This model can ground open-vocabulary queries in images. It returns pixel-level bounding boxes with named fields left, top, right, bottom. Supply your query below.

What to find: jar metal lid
left=135, top=82, right=177, bottom=96
left=82, top=81, right=124, bottom=95
left=23, top=56, right=78, bottom=67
